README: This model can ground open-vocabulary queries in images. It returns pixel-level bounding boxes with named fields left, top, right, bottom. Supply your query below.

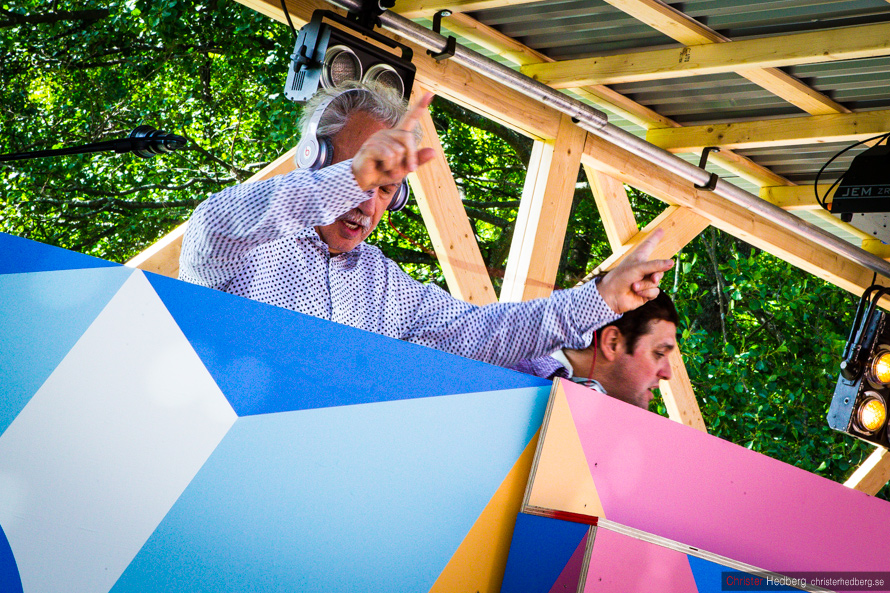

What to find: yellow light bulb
left=872, top=352, right=890, bottom=384
left=858, top=397, right=887, bottom=433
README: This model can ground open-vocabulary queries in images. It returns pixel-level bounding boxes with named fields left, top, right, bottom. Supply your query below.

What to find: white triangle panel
left=0, top=271, right=237, bottom=593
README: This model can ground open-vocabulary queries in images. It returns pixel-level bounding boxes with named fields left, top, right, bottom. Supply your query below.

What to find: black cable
left=279, top=0, right=298, bottom=40
left=814, top=132, right=890, bottom=210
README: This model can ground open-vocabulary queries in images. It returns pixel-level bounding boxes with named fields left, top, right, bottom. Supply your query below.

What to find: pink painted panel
left=548, top=533, right=588, bottom=593
left=561, top=379, right=890, bottom=573
left=584, top=527, right=697, bottom=593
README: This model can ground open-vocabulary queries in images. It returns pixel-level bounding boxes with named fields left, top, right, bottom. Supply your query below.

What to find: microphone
left=126, top=125, right=188, bottom=158
left=0, top=125, right=188, bottom=162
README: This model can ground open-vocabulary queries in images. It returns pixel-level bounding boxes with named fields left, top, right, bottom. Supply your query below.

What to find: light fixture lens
left=871, top=350, right=890, bottom=384
left=364, top=64, right=405, bottom=97
left=857, top=395, right=887, bottom=434
left=323, top=45, right=362, bottom=88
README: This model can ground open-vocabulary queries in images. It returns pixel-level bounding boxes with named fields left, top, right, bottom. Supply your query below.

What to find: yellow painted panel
left=526, top=381, right=605, bottom=518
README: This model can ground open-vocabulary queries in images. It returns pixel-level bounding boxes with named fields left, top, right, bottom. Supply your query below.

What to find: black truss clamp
left=427, top=10, right=457, bottom=61
left=694, top=146, right=721, bottom=191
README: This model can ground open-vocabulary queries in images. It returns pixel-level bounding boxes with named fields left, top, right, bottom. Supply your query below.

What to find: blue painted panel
left=688, top=556, right=796, bottom=593
left=0, top=232, right=118, bottom=274
left=112, top=385, right=550, bottom=593
left=501, top=513, right=589, bottom=593
left=0, top=267, right=133, bottom=435
left=146, top=272, right=549, bottom=416
left=0, top=522, right=23, bottom=593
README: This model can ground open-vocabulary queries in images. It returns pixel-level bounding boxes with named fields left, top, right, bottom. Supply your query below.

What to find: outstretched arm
left=393, top=228, right=673, bottom=367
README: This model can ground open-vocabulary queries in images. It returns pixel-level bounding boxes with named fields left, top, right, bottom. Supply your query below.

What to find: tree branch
left=0, top=9, right=110, bottom=28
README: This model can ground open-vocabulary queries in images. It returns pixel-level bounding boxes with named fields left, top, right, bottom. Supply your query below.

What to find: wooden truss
left=130, top=0, right=890, bottom=494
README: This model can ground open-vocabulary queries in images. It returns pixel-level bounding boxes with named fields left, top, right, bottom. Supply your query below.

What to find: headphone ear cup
left=387, top=180, right=411, bottom=211
left=316, top=136, right=333, bottom=169
left=295, top=135, right=334, bottom=170
left=295, top=135, right=320, bottom=170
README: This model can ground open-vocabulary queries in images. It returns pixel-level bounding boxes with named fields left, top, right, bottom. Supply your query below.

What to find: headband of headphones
left=295, top=88, right=410, bottom=211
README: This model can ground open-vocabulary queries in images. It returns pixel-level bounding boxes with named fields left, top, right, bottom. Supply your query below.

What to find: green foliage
left=4, top=0, right=885, bottom=500
left=651, top=229, right=887, bottom=499
left=1, top=0, right=300, bottom=261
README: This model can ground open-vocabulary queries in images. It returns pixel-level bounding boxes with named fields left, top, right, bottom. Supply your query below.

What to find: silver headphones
left=295, top=88, right=410, bottom=211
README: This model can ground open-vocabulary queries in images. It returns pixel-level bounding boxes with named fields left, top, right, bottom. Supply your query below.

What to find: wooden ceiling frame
left=423, top=8, right=867, bottom=247
left=647, top=109, right=890, bottom=153
left=130, top=0, right=890, bottom=493
left=405, top=0, right=889, bottom=494
left=520, top=21, right=890, bottom=89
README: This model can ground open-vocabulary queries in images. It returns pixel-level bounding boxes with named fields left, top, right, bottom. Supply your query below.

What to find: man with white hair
left=179, top=82, right=673, bottom=368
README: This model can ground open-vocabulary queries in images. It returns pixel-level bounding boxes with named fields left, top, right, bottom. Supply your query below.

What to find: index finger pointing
left=398, top=92, right=434, bottom=131
left=628, top=227, right=665, bottom=262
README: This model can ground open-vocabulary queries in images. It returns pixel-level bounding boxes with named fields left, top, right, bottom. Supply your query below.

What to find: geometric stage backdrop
left=0, top=232, right=551, bottom=593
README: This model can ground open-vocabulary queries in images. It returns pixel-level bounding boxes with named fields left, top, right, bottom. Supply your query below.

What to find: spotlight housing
left=828, top=284, right=890, bottom=448
left=284, top=10, right=416, bottom=103
left=830, top=144, right=890, bottom=220
left=322, top=45, right=363, bottom=89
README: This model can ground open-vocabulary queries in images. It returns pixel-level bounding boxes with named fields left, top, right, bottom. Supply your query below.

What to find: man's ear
left=599, top=325, right=624, bottom=362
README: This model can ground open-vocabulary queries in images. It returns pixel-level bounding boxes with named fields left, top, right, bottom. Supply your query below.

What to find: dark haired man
left=179, top=82, right=674, bottom=369
left=513, top=290, right=679, bottom=409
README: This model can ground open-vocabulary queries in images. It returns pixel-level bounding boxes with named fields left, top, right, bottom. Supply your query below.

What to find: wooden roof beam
left=585, top=166, right=637, bottom=254
left=581, top=133, right=885, bottom=299
left=647, top=109, right=890, bottom=153
left=845, top=448, right=890, bottom=496
left=521, top=22, right=890, bottom=88
left=430, top=11, right=789, bottom=189
left=398, top=0, right=845, bottom=114
left=437, top=11, right=677, bottom=130
left=393, top=0, right=538, bottom=20
left=409, top=89, right=497, bottom=304
left=600, top=0, right=847, bottom=115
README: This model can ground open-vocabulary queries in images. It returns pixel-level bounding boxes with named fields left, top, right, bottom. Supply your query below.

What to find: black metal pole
left=0, top=125, right=187, bottom=162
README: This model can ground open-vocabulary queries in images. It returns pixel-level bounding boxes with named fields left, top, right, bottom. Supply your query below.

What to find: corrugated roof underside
left=462, top=0, right=890, bottom=243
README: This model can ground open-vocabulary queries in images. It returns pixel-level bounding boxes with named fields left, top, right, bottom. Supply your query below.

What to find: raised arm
left=179, top=160, right=371, bottom=288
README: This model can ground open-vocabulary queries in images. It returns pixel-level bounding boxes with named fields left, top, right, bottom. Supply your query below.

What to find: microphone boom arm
left=0, top=126, right=187, bottom=162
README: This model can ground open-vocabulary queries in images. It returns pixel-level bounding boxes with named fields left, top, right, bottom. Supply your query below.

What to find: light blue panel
left=112, top=385, right=550, bottom=593
left=0, top=267, right=133, bottom=435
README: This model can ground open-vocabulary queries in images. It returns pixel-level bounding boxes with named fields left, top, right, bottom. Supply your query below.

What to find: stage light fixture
left=816, top=134, right=890, bottom=222
left=828, top=285, right=890, bottom=447
left=323, top=45, right=363, bottom=88
left=869, top=348, right=890, bottom=385
left=857, top=394, right=886, bottom=434
left=284, top=10, right=416, bottom=103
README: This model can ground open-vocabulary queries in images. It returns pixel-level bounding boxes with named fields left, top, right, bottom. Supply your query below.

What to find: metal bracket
left=427, top=10, right=457, bottom=61
left=352, top=0, right=393, bottom=31
left=694, top=146, right=721, bottom=191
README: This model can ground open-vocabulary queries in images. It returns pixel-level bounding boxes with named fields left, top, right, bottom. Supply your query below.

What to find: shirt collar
left=298, top=227, right=364, bottom=268
left=551, top=349, right=574, bottom=377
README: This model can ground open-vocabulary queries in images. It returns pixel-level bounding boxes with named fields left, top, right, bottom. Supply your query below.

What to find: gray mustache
left=337, top=209, right=372, bottom=229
